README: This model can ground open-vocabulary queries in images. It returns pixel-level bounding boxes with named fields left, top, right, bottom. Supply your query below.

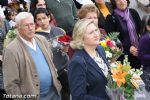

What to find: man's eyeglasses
left=21, top=23, right=35, bottom=29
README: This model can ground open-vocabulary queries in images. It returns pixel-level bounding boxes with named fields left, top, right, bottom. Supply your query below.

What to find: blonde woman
left=68, top=19, right=110, bottom=100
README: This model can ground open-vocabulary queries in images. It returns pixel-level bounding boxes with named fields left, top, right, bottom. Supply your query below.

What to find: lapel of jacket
left=82, top=49, right=106, bottom=80
left=96, top=46, right=112, bottom=75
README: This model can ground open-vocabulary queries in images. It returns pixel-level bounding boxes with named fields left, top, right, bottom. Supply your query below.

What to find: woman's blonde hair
left=70, top=19, right=97, bottom=49
left=77, top=4, right=99, bottom=19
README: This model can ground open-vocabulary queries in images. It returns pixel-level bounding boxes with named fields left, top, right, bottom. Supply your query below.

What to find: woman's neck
left=84, top=46, right=97, bottom=58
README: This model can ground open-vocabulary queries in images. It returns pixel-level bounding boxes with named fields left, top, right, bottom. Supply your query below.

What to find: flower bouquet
left=107, top=55, right=145, bottom=100
left=57, top=35, right=71, bottom=53
left=58, top=35, right=71, bottom=45
left=50, top=34, right=71, bottom=54
left=99, top=32, right=123, bottom=62
left=3, top=29, right=17, bottom=48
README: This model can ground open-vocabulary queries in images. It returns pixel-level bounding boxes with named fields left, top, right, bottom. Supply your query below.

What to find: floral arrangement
left=57, top=35, right=71, bottom=53
left=3, top=29, right=17, bottom=48
left=58, top=35, right=71, bottom=45
left=99, top=32, right=123, bottom=62
left=107, top=55, right=145, bottom=100
left=50, top=35, right=71, bottom=54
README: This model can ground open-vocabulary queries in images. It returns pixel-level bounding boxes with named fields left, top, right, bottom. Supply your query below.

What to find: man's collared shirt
left=19, top=35, right=36, bottom=51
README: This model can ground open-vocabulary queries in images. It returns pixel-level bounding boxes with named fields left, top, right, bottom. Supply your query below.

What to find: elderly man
left=2, top=12, right=61, bottom=100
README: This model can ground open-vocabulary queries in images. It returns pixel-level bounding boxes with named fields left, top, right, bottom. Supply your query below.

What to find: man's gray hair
left=15, top=12, right=34, bottom=25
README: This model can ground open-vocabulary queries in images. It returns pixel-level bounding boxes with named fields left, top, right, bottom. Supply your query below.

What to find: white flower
left=110, top=62, right=118, bottom=68
left=129, top=68, right=143, bottom=76
left=129, top=68, right=135, bottom=75
left=135, top=69, right=143, bottom=76
left=112, top=40, right=116, bottom=46
left=105, top=51, right=112, bottom=58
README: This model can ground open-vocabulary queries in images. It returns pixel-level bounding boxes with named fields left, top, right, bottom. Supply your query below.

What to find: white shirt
left=19, top=35, right=36, bottom=51
left=9, top=20, right=16, bottom=28
left=93, top=54, right=108, bottom=77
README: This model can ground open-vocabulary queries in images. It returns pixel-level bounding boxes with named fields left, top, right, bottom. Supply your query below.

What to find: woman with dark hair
left=6, top=9, right=18, bottom=28
left=30, top=0, right=46, bottom=15
left=110, top=0, right=130, bottom=8
left=105, top=0, right=141, bottom=69
left=94, top=0, right=112, bottom=29
left=138, top=14, right=150, bottom=92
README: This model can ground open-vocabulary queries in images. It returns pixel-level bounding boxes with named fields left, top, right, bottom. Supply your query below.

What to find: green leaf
left=107, top=32, right=120, bottom=40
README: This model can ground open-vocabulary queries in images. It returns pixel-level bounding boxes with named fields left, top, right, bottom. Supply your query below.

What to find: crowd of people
left=0, top=0, right=150, bottom=100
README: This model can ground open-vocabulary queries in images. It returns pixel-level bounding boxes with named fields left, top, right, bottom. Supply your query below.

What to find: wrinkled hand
left=129, top=46, right=138, bottom=56
left=61, top=43, right=70, bottom=53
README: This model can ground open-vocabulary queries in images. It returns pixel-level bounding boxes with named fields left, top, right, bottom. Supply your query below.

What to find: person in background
left=0, top=15, right=11, bottom=99
left=0, top=11, right=11, bottom=99
left=30, top=0, right=46, bottom=14
left=93, top=0, right=112, bottom=29
left=6, top=9, right=18, bottom=28
left=105, top=0, right=141, bottom=69
left=68, top=19, right=110, bottom=100
left=77, top=4, right=107, bottom=40
left=0, top=16, right=11, bottom=53
left=2, top=12, right=61, bottom=100
left=44, top=0, right=79, bottom=36
left=34, top=8, right=70, bottom=100
left=138, top=14, right=150, bottom=92
left=30, top=0, right=57, bottom=27
left=34, top=8, right=64, bottom=39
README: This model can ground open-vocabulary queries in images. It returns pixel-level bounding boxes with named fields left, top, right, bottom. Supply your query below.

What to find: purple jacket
left=138, top=32, right=150, bottom=69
